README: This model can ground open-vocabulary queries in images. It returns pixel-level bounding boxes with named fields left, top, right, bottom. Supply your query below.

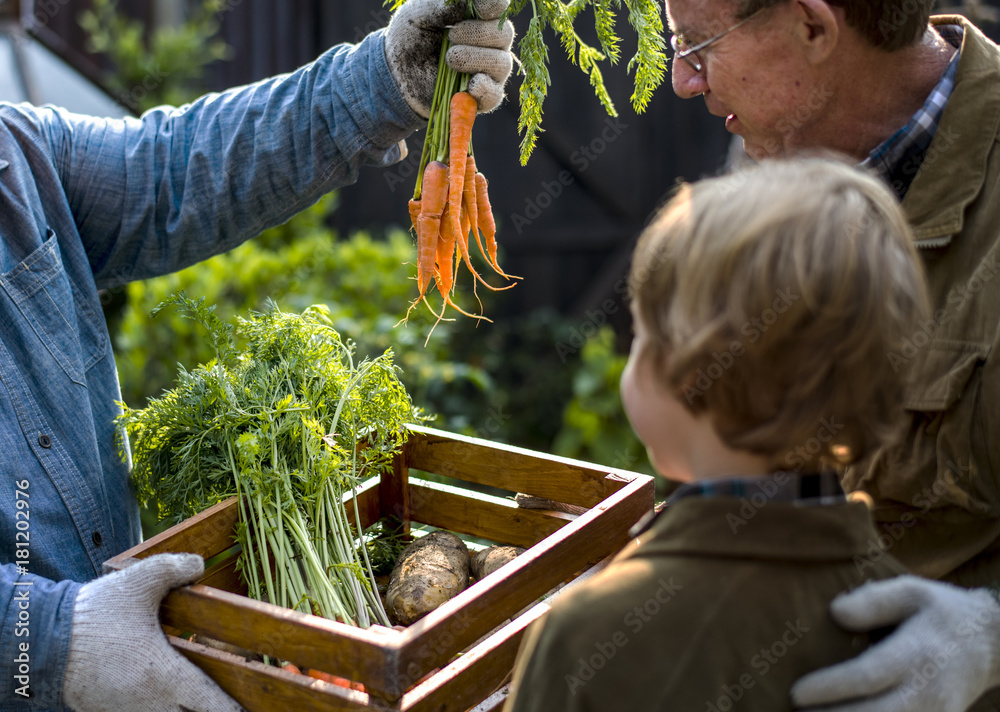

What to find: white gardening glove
left=791, top=575, right=1000, bottom=712
left=62, top=553, right=244, bottom=712
left=385, top=0, right=514, bottom=117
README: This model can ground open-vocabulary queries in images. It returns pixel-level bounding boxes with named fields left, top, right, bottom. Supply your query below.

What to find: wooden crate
left=104, top=424, right=655, bottom=711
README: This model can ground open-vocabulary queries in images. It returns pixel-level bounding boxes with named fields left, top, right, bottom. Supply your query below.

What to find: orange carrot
left=474, top=171, right=517, bottom=279
left=302, top=668, right=365, bottom=692
left=434, top=202, right=457, bottom=298
left=281, top=663, right=302, bottom=675
left=456, top=201, right=483, bottom=292
left=435, top=203, right=489, bottom=321
left=448, top=91, right=478, bottom=240
left=417, top=161, right=449, bottom=297
left=463, top=156, right=482, bottom=262
left=456, top=194, right=515, bottom=293
left=408, top=198, right=421, bottom=237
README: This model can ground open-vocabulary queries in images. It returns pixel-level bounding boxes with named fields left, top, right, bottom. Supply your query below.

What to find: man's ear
left=793, top=0, right=839, bottom=64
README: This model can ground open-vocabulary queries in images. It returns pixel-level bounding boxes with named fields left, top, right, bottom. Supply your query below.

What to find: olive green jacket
left=843, top=16, right=1000, bottom=589
left=503, top=498, right=906, bottom=712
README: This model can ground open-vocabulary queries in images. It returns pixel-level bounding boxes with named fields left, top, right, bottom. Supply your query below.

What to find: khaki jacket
left=504, top=498, right=906, bottom=712
left=843, top=16, right=1000, bottom=588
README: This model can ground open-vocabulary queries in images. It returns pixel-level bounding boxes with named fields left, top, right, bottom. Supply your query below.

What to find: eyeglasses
left=669, top=8, right=766, bottom=73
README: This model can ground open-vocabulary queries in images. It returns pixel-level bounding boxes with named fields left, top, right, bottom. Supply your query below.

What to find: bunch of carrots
left=404, top=3, right=518, bottom=334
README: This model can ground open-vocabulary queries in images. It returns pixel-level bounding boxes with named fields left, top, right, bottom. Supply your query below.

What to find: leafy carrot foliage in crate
left=117, top=294, right=426, bottom=629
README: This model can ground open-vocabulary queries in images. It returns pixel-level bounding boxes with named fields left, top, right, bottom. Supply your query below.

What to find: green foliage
left=516, top=14, right=551, bottom=164
left=552, top=326, right=653, bottom=477
left=622, top=0, right=669, bottom=112
left=79, top=0, right=232, bottom=112
left=119, top=299, right=416, bottom=626
left=502, top=0, right=667, bottom=164
left=115, top=196, right=488, bottom=414
left=363, top=519, right=410, bottom=576
left=384, top=0, right=667, bottom=165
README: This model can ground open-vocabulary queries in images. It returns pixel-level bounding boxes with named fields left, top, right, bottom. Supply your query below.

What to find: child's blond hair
left=628, top=157, right=930, bottom=470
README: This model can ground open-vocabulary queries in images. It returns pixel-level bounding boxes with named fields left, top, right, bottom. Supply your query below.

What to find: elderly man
left=665, top=0, right=1000, bottom=710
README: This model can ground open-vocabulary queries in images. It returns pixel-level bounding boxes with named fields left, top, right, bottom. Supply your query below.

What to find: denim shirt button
left=38, top=434, right=52, bottom=449
left=92, top=531, right=103, bottom=547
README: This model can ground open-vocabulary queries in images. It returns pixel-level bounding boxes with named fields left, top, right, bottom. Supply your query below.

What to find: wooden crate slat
left=199, top=552, right=246, bottom=594
left=103, top=498, right=240, bottom=573
left=408, top=479, right=572, bottom=548
left=170, top=635, right=387, bottom=712
left=404, top=425, right=634, bottom=508
left=395, top=476, right=654, bottom=679
left=106, top=479, right=381, bottom=575
left=159, top=585, right=404, bottom=698
left=378, top=451, right=411, bottom=535
left=400, top=603, right=547, bottom=712
left=345, top=477, right=383, bottom=530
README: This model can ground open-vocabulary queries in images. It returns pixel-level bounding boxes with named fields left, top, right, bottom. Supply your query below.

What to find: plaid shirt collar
left=630, top=471, right=846, bottom=537
left=859, top=24, right=963, bottom=199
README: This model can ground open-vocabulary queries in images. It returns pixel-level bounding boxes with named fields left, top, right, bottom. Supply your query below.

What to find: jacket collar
left=623, top=496, right=878, bottom=563
left=903, top=16, right=1000, bottom=244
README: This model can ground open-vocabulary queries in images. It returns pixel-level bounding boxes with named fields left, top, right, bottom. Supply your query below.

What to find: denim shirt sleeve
left=34, top=29, right=423, bottom=289
left=0, top=567, right=79, bottom=710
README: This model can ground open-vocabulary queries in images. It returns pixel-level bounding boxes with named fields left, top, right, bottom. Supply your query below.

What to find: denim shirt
left=0, top=30, right=421, bottom=709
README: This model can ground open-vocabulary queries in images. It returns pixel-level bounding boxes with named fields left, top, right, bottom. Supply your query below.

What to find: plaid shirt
left=860, top=24, right=964, bottom=199
left=631, top=471, right=847, bottom=537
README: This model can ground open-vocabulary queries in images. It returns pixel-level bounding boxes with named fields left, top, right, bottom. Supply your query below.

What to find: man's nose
left=671, top=58, right=709, bottom=98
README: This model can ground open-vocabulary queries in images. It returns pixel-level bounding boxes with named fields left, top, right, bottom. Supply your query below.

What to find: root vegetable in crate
left=386, top=531, right=472, bottom=625
left=471, top=545, right=525, bottom=580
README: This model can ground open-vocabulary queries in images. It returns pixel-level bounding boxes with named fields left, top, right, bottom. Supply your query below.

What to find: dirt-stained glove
left=385, top=0, right=514, bottom=118
left=62, top=553, right=244, bottom=712
left=791, top=575, right=1000, bottom=712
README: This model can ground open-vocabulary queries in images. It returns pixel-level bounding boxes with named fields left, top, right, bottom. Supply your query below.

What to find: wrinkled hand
left=385, top=0, right=514, bottom=118
left=791, top=575, right=1000, bottom=712
left=62, top=554, right=244, bottom=712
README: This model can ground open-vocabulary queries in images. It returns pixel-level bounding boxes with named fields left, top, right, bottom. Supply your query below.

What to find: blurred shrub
left=552, top=326, right=654, bottom=478
left=116, top=196, right=492, bottom=426
left=79, top=0, right=232, bottom=112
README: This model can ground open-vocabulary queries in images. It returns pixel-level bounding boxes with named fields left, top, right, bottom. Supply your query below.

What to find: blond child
left=504, top=157, right=931, bottom=711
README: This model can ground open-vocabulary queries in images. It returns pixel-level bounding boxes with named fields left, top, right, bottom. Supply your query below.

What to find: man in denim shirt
left=0, top=0, right=513, bottom=709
